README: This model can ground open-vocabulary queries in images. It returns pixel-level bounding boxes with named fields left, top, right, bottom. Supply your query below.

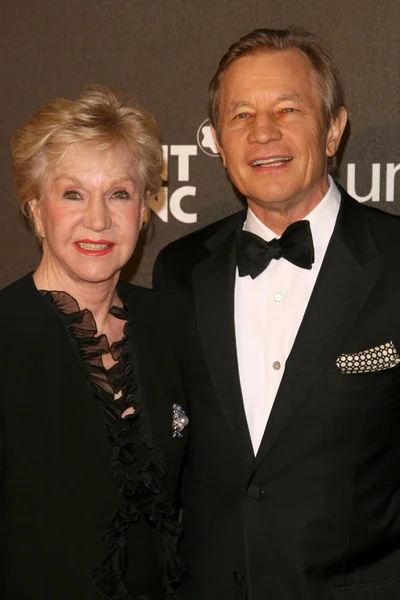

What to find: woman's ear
left=28, top=199, right=45, bottom=239
left=140, top=200, right=145, bottom=227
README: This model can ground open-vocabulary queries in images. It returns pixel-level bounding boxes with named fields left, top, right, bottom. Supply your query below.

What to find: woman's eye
left=112, top=190, right=130, bottom=199
left=63, top=190, right=81, bottom=200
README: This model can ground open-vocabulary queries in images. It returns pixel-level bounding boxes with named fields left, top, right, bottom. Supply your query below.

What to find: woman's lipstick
left=73, top=239, right=115, bottom=256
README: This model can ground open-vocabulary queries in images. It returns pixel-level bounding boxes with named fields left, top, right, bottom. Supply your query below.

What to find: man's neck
left=247, top=178, right=330, bottom=235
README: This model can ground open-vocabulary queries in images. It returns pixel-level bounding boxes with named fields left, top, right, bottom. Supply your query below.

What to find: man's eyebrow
left=225, top=93, right=305, bottom=114
left=277, top=93, right=303, bottom=102
left=225, top=100, right=251, bottom=115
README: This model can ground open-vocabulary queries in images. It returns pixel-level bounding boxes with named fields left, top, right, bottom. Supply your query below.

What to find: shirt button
left=273, top=361, right=281, bottom=370
left=274, top=292, right=283, bottom=302
left=247, top=484, right=264, bottom=499
left=233, top=570, right=246, bottom=587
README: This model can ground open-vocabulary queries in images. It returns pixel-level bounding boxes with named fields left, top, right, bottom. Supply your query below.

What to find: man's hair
left=209, top=27, right=345, bottom=171
left=12, top=85, right=163, bottom=222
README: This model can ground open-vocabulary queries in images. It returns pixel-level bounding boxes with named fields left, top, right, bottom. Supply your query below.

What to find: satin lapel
left=193, top=227, right=255, bottom=464
left=254, top=194, right=379, bottom=469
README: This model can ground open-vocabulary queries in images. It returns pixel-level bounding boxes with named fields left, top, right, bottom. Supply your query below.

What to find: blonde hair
left=12, top=85, right=163, bottom=221
left=209, top=27, right=345, bottom=172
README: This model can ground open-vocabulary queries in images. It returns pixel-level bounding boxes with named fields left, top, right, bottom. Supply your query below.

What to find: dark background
left=1, top=0, right=399, bottom=288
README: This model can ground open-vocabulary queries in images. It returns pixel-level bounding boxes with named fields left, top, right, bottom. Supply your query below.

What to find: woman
left=0, top=86, right=189, bottom=599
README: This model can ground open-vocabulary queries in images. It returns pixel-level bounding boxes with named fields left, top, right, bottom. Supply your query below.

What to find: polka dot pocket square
left=336, top=341, right=400, bottom=374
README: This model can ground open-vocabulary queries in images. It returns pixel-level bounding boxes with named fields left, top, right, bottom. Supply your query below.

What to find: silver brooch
left=172, top=404, right=189, bottom=438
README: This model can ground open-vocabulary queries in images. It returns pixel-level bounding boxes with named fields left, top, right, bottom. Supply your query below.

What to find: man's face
left=213, top=49, right=346, bottom=219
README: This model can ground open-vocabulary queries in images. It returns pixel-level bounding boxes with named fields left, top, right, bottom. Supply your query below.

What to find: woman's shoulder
left=0, top=273, right=57, bottom=337
left=0, top=272, right=34, bottom=298
left=0, top=273, right=37, bottom=315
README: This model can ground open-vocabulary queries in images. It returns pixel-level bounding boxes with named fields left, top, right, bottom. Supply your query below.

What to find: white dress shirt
left=234, top=177, right=341, bottom=454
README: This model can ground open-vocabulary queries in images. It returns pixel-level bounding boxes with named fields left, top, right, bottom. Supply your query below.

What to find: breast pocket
left=333, top=582, right=400, bottom=599
left=327, top=364, right=400, bottom=394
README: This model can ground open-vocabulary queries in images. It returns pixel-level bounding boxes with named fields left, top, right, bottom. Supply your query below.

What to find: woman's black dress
left=0, top=275, right=189, bottom=600
left=40, top=290, right=185, bottom=600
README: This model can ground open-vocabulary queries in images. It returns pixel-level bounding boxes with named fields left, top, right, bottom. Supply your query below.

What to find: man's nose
left=248, top=113, right=282, bottom=144
left=83, top=197, right=112, bottom=232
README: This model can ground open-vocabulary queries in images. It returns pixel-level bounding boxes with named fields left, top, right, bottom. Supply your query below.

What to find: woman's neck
left=33, top=262, right=122, bottom=335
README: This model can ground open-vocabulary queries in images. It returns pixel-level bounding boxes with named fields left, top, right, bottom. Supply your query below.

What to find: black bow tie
left=236, top=220, right=314, bottom=279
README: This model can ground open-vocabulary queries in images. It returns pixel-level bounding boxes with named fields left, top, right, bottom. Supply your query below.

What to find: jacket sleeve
left=0, top=397, right=4, bottom=488
left=152, top=245, right=173, bottom=291
left=152, top=241, right=194, bottom=294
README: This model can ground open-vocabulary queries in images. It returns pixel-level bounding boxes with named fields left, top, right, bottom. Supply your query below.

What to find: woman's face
left=32, top=141, right=144, bottom=289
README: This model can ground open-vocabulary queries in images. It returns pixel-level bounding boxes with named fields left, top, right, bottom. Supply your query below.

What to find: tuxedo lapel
left=193, top=212, right=254, bottom=463
left=254, top=193, right=379, bottom=469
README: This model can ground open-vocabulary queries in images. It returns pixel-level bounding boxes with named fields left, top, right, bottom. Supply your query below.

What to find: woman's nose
left=83, top=197, right=112, bottom=232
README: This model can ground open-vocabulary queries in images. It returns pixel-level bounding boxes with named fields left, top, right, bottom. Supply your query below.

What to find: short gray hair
left=12, top=85, right=163, bottom=221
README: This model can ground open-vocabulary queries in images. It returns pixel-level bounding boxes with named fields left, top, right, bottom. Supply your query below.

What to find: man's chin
left=246, top=191, right=295, bottom=211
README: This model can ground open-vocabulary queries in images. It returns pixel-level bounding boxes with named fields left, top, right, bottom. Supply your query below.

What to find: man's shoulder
left=337, top=188, right=400, bottom=269
left=363, top=202, right=400, bottom=229
left=160, top=210, right=245, bottom=257
left=348, top=193, right=400, bottom=243
left=153, top=210, right=245, bottom=291
left=119, top=281, right=189, bottom=316
left=119, top=282, right=195, bottom=351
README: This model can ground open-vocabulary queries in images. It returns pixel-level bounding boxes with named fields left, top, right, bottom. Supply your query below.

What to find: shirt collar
left=244, top=176, right=341, bottom=271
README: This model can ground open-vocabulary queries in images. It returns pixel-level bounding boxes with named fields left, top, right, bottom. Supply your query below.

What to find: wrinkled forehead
left=50, top=139, right=133, bottom=167
left=216, top=49, right=328, bottom=128
left=41, top=139, right=139, bottom=184
left=221, top=49, right=319, bottom=98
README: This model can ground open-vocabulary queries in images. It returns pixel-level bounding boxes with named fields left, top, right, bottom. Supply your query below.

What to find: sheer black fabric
left=40, top=291, right=185, bottom=600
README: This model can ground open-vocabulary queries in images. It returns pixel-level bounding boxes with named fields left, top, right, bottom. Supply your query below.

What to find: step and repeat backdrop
left=1, top=0, right=400, bottom=288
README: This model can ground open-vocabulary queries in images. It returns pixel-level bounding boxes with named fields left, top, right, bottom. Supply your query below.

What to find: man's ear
left=210, top=125, right=227, bottom=168
left=326, top=106, right=347, bottom=158
left=28, top=199, right=45, bottom=239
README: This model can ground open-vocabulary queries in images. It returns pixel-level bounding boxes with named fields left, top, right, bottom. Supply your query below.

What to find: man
left=154, top=27, right=400, bottom=600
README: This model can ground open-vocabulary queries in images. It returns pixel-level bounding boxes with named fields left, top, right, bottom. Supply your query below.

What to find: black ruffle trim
left=40, top=291, right=185, bottom=600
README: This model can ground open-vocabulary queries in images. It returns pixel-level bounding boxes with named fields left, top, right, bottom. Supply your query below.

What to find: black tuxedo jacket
left=153, top=189, right=400, bottom=600
left=0, top=274, right=191, bottom=599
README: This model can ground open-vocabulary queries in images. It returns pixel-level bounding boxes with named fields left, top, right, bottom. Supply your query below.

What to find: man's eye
left=112, top=190, right=130, bottom=199
left=235, top=113, right=249, bottom=120
left=63, top=190, right=81, bottom=200
left=282, top=107, right=296, bottom=113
